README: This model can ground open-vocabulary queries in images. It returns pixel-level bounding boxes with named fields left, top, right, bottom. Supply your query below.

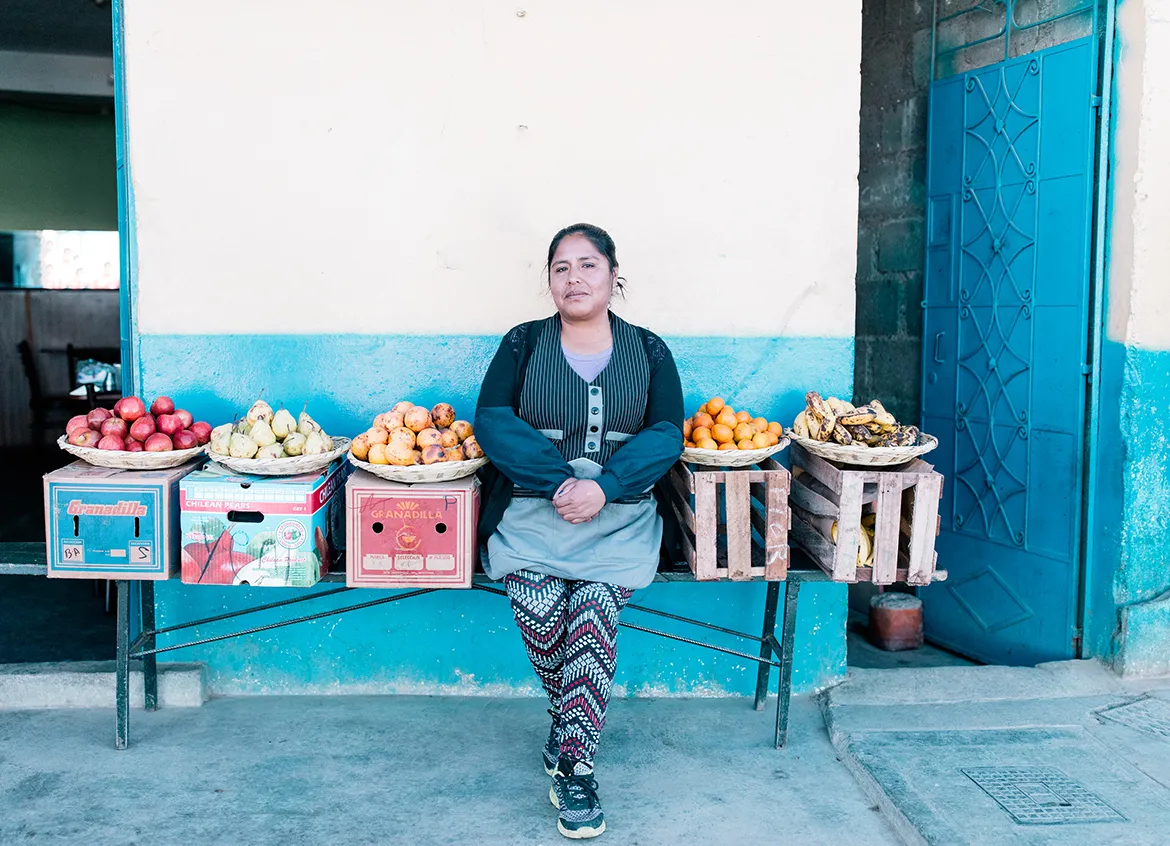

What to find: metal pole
left=115, top=581, right=130, bottom=750
left=754, top=581, right=781, bottom=711
left=141, top=581, right=158, bottom=711
left=775, top=580, right=801, bottom=749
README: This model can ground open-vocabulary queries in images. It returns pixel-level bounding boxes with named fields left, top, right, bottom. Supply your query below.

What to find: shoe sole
left=549, top=786, right=605, bottom=839
left=544, top=760, right=557, bottom=777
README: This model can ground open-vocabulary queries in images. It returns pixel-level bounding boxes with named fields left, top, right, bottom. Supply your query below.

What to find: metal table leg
left=774, top=580, right=801, bottom=749
left=754, top=581, right=781, bottom=711
left=141, top=581, right=158, bottom=711
left=115, top=580, right=130, bottom=750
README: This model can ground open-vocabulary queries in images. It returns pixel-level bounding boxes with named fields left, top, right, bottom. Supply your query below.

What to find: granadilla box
left=346, top=470, right=479, bottom=589
left=179, top=460, right=348, bottom=587
left=44, top=461, right=202, bottom=580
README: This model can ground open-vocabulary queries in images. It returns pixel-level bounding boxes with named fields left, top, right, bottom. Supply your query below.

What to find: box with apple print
left=179, top=460, right=349, bottom=587
left=345, top=470, right=479, bottom=589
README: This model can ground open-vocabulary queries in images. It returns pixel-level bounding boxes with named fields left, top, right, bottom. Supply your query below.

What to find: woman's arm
left=595, top=334, right=684, bottom=503
left=475, top=331, right=575, bottom=499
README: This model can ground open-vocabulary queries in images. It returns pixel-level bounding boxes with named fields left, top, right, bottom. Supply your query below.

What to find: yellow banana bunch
left=790, top=393, right=921, bottom=449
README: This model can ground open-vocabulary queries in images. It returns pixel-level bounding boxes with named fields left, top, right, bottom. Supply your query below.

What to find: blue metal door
left=920, top=35, right=1098, bottom=665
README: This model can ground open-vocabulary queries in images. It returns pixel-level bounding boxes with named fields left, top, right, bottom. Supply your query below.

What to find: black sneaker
left=549, top=757, right=605, bottom=839
left=543, top=709, right=560, bottom=776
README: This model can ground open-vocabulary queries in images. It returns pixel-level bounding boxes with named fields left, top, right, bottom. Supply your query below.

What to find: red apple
left=124, top=439, right=144, bottom=452
left=69, top=429, right=100, bottom=448
left=112, top=397, right=124, bottom=417
left=189, top=421, right=212, bottom=445
left=66, top=415, right=91, bottom=435
left=97, top=435, right=125, bottom=451
left=119, top=396, right=146, bottom=422
left=144, top=432, right=173, bottom=452
left=100, top=417, right=129, bottom=439
left=157, top=414, right=183, bottom=437
left=151, top=396, right=175, bottom=416
left=87, top=408, right=111, bottom=429
left=129, top=416, right=156, bottom=442
left=174, top=408, right=194, bottom=429
left=173, top=430, right=199, bottom=450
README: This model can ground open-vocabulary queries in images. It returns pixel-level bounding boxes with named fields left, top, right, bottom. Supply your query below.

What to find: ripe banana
left=831, top=520, right=874, bottom=566
left=812, top=412, right=837, bottom=442
left=806, top=391, right=832, bottom=421
left=832, top=422, right=854, bottom=445
left=840, top=405, right=878, bottom=426
left=826, top=396, right=853, bottom=417
left=793, top=410, right=811, bottom=439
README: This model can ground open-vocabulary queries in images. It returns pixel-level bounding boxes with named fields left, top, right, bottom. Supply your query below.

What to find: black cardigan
left=474, top=317, right=685, bottom=561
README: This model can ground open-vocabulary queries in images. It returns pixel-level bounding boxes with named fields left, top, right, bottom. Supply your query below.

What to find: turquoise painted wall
left=141, top=332, right=853, bottom=696
left=1089, top=341, right=1170, bottom=675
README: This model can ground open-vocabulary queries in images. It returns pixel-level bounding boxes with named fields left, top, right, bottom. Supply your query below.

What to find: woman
left=475, top=223, right=684, bottom=839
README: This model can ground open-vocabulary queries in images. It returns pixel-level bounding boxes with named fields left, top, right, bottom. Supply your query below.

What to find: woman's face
left=549, top=234, right=616, bottom=321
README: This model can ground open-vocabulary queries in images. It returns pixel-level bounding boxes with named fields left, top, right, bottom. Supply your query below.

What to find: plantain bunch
left=791, top=391, right=919, bottom=448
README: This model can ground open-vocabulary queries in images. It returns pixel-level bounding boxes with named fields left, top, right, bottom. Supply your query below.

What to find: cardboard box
left=346, top=470, right=479, bottom=589
left=44, top=460, right=202, bottom=580
left=179, top=460, right=348, bottom=587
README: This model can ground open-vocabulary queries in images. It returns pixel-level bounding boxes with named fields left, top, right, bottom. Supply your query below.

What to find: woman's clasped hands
left=553, top=478, right=606, bottom=524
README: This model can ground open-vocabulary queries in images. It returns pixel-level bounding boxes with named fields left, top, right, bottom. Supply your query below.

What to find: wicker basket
left=204, top=437, right=351, bottom=476
left=682, top=438, right=788, bottom=468
left=347, top=453, right=488, bottom=483
left=785, top=433, right=938, bottom=467
left=57, top=435, right=206, bottom=470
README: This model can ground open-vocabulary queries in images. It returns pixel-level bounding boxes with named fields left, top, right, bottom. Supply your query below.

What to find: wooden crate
left=787, top=442, right=945, bottom=586
left=664, top=458, right=791, bottom=581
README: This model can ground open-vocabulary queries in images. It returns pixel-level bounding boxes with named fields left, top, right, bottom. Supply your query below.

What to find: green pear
left=246, top=399, right=273, bottom=424
left=282, top=433, right=308, bottom=456
left=236, top=419, right=252, bottom=436
left=229, top=432, right=258, bottom=458
left=250, top=418, right=277, bottom=448
left=272, top=408, right=297, bottom=439
left=297, top=411, right=321, bottom=437
left=209, top=424, right=233, bottom=456
left=302, top=431, right=327, bottom=456
left=256, top=443, right=286, bottom=460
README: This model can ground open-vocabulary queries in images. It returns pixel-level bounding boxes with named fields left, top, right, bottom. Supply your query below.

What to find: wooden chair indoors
left=17, top=340, right=88, bottom=446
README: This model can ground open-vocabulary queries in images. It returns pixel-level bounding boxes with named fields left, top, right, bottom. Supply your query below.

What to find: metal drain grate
left=962, top=767, right=1126, bottom=825
left=1095, top=697, right=1170, bottom=739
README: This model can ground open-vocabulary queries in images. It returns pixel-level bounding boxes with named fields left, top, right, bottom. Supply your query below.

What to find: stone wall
left=854, top=0, right=933, bottom=421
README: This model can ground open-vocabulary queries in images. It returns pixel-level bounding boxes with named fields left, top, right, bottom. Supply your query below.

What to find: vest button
left=590, top=426, right=598, bottom=433
left=587, top=442, right=597, bottom=450
left=591, top=407, right=599, bottom=414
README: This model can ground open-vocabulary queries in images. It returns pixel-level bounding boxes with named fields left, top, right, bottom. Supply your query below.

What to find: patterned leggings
left=505, top=570, right=634, bottom=765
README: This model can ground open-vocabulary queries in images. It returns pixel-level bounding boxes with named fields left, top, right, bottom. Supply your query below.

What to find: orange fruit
left=698, top=403, right=709, bottom=415
left=767, top=421, right=783, bottom=436
left=693, top=412, right=715, bottom=430
left=693, top=426, right=712, bottom=443
left=697, top=438, right=719, bottom=450
left=735, top=410, right=752, bottom=425
left=734, top=422, right=755, bottom=442
left=737, top=439, right=755, bottom=450
left=685, top=440, right=695, bottom=448
left=764, top=432, right=780, bottom=446
left=682, top=419, right=693, bottom=439
left=711, top=423, right=735, bottom=444
left=715, top=408, right=737, bottom=429
left=752, top=432, right=770, bottom=449
left=718, top=442, right=738, bottom=451
left=752, top=417, right=768, bottom=432
left=707, top=397, right=726, bottom=415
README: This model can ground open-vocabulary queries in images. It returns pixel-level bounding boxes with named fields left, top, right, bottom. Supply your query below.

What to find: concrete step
left=0, top=661, right=206, bottom=709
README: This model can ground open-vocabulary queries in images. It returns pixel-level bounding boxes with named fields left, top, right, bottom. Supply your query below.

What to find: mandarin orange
left=693, top=412, right=715, bottom=430
left=707, top=397, right=726, bottom=415
left=711, top=423, right=735, bottom=444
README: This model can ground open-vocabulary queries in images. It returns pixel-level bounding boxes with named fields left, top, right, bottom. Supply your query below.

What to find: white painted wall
left=126, top=0, right=861, bottom=338
left=1108, top=0, right=1170, bottom=351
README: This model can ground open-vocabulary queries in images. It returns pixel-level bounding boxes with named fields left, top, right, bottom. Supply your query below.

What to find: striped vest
left=518, top=313, right=650, bottom=465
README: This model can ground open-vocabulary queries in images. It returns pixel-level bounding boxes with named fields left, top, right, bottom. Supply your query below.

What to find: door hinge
left=1081, top=363, right=1093, bottom=380
left=1090, top=94, right=1103, bottom=111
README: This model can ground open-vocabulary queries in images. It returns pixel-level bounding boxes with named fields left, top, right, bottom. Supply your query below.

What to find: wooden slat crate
left=787, top=442, right=946, bottom=586
left=665, top=458, right=791, bottom=581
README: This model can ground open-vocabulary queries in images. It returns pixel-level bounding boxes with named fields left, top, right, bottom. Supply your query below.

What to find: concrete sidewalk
left=822, top=660, right=1170, bottom=845
left=0, top=694, right=898, bottom=846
